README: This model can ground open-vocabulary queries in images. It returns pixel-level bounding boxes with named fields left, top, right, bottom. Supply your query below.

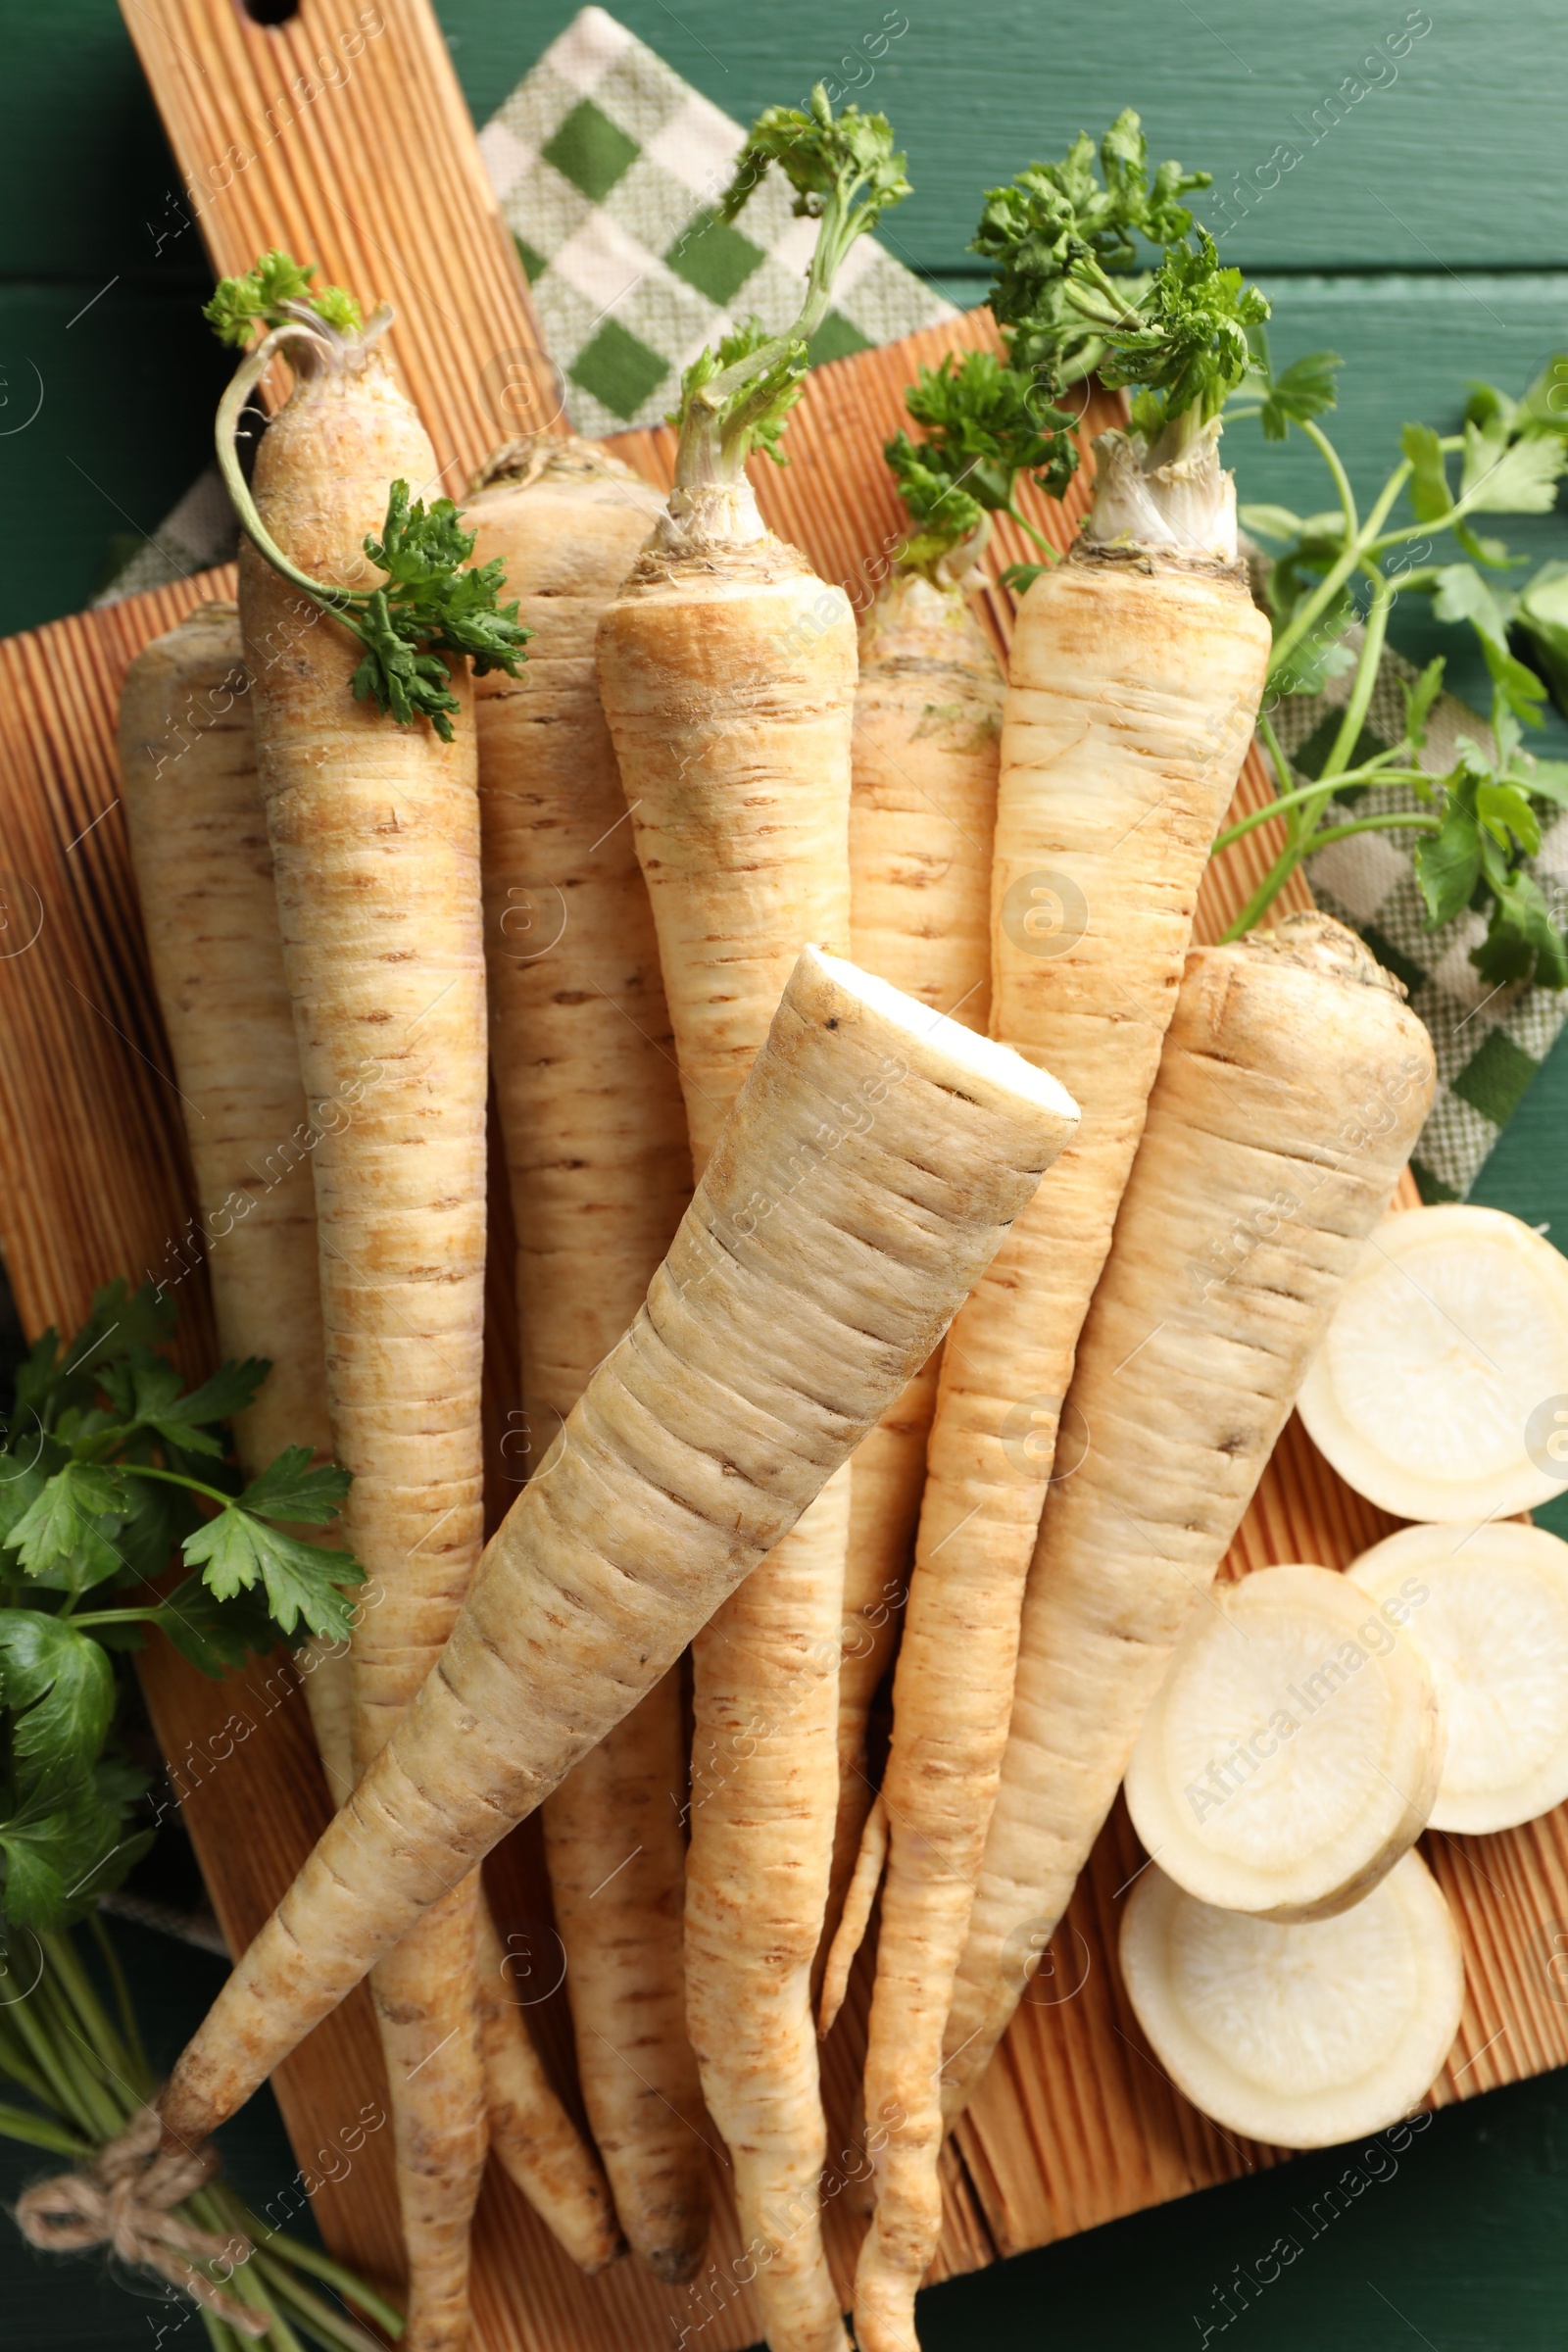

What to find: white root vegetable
left=852, top=536, right=1269, bottom=2347
left=121, top=599, right=619, bottom=2281
left=1298, top=1203, right=1568, bottom=1523
left=1119, top=1852, right=1464, bottom=2148
left=1124, top=1563, right=1443, bottom=1921
left=156, top=946, right=1078, bottom=2149
left=467, top=438, right=706, bottom=2281
left=827, top=570, right=1003, bottom=1974
left=1349, top=1522, right=1568, bottom=1835
left=940, top=915, right=1435, bottom=2122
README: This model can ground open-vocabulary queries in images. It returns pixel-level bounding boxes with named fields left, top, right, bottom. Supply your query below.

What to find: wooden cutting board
left=5, top=0, right=1566, bottom=2332
left=4, top=307, right=1568, bottom=2352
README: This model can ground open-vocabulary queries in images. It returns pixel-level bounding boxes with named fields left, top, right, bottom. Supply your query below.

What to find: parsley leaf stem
left=213, top=313, right=528, bottom=739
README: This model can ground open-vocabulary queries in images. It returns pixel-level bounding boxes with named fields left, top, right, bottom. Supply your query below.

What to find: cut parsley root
left=941, top=917, right=1433, bottom=2126
left=155, top=948, right=1078, bottom=2174
left=1120, top=1853, right=1463, bottom=2149
left=852, top=122, right=1272, bottom=2352
left=1298, top=1204, right=1568, bottom=1523
left=211, top=256, right=502, bottom=2352
left=466, top=439, right=706, bottom=2284
left=596, top=94, right=912, bottom=2352
left=1349, top=1523, right=1568, bottom=1835
left=1124, top=1564, right=1443, bottom=1921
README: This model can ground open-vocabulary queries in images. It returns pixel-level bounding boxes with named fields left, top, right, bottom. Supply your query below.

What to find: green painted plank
left=913, top=2069, right=1568, bottom=2351
left=432, top=0, right=1567, bottom=273
left=0, top=285, right=229, bottom=637
left=0, top=0, right=210, bottom=287
left=2, top=3, right=1563, bottom=291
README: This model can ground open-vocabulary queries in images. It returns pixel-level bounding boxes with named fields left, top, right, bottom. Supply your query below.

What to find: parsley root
left=213, top=261, right=496, bottom=2352
left=466, top=438, right=708, bottom=2283
left=121, top=585, right=615, bottom=2305
left=594, top=94, right=912, bottom=2352
left=851, top=122, right=1273, bottom=2351
left=942, top=916, right=1433, bottom=2116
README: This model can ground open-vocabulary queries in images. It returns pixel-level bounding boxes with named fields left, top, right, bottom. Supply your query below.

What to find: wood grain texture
left=115, top=0, right=563, bottom=491
left=2, top=309, right=1564, bottom=2348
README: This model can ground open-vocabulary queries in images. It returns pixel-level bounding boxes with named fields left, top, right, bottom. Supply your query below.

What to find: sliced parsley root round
left=852, top=120, right=1274, bottom=2352
left=1119, top=1853, right=1462, bottom=2149
left=466, top=440, right=708, bottom=2284
left=595, top=91, right=912, bottom=2352
left=154, top=949, right=1078, bottom=2232
left=1298, top=1204, right=1568, bottom=1523
left=1124, top=1563, right=1443, bottom=1921
left=209, top=254, right=503, bottom=2352
left=1349, top=1522, right=1568, bottom=1836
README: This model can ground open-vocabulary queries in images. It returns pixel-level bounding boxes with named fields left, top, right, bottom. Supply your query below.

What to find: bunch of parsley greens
left=666, top=86, right=910, bottom=488
left=0, top=1278, right=362, bottom=1935
left=964, top=109, right=1568, bottom=988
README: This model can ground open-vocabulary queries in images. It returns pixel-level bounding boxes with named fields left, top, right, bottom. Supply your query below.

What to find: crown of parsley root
left=149, top=952, right=1076, bottom=2184
left=842, top=121, right=1274, bottom=2352
left=595, top=91, right=913, bottom=2350
left=466, top=441, right=708, bottom=2283
left=942, top=918, right=1434, bottom=2119
left=205, top=253, right=505, bottom=2350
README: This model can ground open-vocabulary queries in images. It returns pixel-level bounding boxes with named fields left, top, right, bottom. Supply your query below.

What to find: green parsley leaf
left=972, top=109, right=1210, bottom=391
left=237, top=1446, right=351, bottom=1528
left=1239, top=504, right=1306, bottom=542
left=341, top=483, right=529, bottom=742
left=203, top=250, right=363, bottom=350
left=0, top=1610, right=114, bottom=1790
left=1400, top=422, right=1452, bottom=523
left=1517, top=561, right=1568, bottom=713
left=883, top=349, right=1078, bottom=570
left=1460, top=422, right=1566, bottom=514
left=1414, top=787, right=1482, bottom=928
left=1399, top=657, right=1446, bottom=750
left=0, top=1772, right=145, bottom=1932
left=1519, top=354, right=1568, bottom=435
left=1474, top=861, right=1568, bottom=990
left=182, top=1507, right=363, bottom=1642
left=6, top=1462, right=127, bottom=1593
left=153, top=1570, right=293, bottom=1680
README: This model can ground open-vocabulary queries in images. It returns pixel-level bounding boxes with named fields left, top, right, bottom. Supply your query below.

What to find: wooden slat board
left=4, top=304, right=1568, bottom=2349
left=115, top=0, right=564, bottom=487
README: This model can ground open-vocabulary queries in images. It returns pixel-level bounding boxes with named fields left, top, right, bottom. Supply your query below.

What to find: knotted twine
left=13, top=2102, right=271, bottom=2336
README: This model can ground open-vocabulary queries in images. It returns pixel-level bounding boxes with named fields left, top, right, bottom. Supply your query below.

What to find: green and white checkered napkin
left=96, top=7, right=1564, bottom=1200
left=477, top=5, right=953, bottom=437
left=1275, top=638, right=1568, bottom=1201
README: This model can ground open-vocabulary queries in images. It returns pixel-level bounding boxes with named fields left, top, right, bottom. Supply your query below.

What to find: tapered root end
left=580, top=2233, right=630, bottom=2277
left=640, top=2236, right=708, bottom=2285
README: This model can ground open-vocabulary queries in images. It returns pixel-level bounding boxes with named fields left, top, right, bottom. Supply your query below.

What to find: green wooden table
left=3, top=5, right=1567, bottom=2344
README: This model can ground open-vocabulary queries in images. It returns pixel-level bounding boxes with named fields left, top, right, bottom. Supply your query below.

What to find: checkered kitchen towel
left=96, top=8, right=1567, bottom=1199
left=477, top=6, right=952, bottom=437
left=1283, top=640, right=1568, bottom=1202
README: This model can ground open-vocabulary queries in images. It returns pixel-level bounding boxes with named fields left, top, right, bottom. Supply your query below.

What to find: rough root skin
left=940, top=928, right=1435, bottom=2116
left=156, top=948, right=1076, bottom=2147
left=852, top=542, right=1271, bottom=2352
